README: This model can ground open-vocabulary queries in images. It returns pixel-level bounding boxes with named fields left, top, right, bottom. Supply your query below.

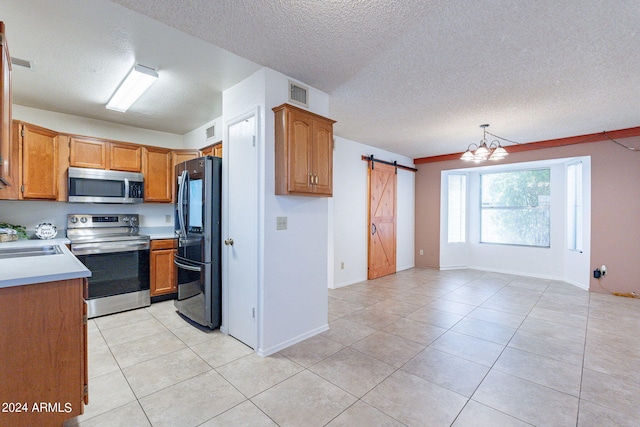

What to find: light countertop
left=0, top=238, right=91, bottom=289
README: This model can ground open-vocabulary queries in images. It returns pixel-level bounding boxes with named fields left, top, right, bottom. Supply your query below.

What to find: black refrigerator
left=174, top=156, right=222, bottom=329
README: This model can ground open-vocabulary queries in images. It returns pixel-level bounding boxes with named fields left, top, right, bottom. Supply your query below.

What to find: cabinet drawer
left=151, top=238, right=177, bottom=250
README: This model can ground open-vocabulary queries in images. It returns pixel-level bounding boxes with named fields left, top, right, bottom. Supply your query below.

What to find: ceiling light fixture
left=106, top=64, right=158, bottom=112
left=461, top=124, right=509, bottom=162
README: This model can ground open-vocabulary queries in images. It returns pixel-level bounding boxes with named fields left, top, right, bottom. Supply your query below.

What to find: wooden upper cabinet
left=201, top=141, right=222, bottom=158
left=70, top=136, right=107, bottom=169
left=70, top=137, right=141, bottom=172
left=0, top=22, right=12, bottom=189
left=273, top=103, right=335, bottom=197
left=110, top=142, right=141, bottom=172
left=0, top=121, right=18, bottom=200
left=143, top=146, right=173, bottom=203
left=172, top=149, right=200, bottom=167
left=20, top=123, right=58, bottom=200
left=312, top=118, right=333, bottom=196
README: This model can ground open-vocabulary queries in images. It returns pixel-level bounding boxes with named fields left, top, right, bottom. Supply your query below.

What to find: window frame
left=479, top=167, right=551, bottom=248
left=447, top=173, right=467, bottom=243
left=566, top=161, right=583, bottom=252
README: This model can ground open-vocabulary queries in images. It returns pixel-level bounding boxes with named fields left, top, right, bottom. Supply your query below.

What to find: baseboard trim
left=256, top=323, right=330, bottom=357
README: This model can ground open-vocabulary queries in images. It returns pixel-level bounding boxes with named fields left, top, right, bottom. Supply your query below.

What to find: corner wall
left=332, top=136, right=415, bottom=288
left=223, top=67, right=332, bottom=356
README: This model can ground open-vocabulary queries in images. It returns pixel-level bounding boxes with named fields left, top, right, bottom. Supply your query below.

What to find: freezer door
left=174, top=257, right=217, bottom=328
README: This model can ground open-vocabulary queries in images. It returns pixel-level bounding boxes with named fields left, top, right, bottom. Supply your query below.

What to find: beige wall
left=415, top=137, right=640, bottom=294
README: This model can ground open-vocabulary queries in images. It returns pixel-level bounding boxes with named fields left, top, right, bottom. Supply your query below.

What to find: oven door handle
left=71, top=241, right=150, bottom=255
left=174, top=259, right=202, bottom=272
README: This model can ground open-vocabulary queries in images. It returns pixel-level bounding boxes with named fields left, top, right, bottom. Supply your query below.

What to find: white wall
left=222, top=67, right=331, bottom=356
left=0, top=200, right=173, bottom=235
left=331, top=136, right=415, bottom=288
left=439, top=157, right=591, bottom=288
left=13, top=105, right=183, bottom=148
left=183, top=116, right=223, bottom=150
left=262, top=68, right=331, bottom=354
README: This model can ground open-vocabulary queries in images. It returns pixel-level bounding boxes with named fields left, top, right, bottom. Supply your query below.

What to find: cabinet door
left=212, top=143, right=223, bottom=158
left=287, top=109, right=313, bottom=194
left=21, top=124, right=58, bottom=199
left=150, top=242, right=177, bottom=296
left=0, top=26, right=12, bottom=188
left=0, top=121, right=18, bottom=199
left=202, top=142, right=222, bottom=158
left=312, top=119, right=333, bottom=196
left=172, top=149, right=200, bottom=166
left=143, top=147, right=173, bottom=203
left=110, top=142, right=141, bottom=172
left=274, top=103, right=335, bottom=197
left=70, top=137, right=107, bottom=169
left=0, top=279, right=86, bottom=426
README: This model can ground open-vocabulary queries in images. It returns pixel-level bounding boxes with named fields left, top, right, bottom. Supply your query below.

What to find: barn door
left=368, top=162, right=397, bottom=279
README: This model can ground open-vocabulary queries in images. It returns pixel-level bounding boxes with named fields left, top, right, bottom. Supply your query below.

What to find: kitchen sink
left=0, top=245, right=63, bottom=259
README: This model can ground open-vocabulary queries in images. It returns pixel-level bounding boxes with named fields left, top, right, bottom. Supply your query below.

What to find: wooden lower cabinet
left=150, top=238, right=177, bottom=296
left=0, top=278, right=88, bottom=426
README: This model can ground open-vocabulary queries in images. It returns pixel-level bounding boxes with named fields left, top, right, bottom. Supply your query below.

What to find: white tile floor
left=64, top=268, right=640, bottom=426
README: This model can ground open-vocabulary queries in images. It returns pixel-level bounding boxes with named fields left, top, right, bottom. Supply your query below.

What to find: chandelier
left=461, top=124, right=509, bottom=162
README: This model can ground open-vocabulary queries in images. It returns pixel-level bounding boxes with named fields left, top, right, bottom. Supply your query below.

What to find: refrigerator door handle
left=174, top=258, right=203, bottom=272
left=177, top=170, right=188, bottom=238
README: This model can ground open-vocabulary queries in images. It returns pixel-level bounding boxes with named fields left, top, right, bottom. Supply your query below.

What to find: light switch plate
left=277, top=216, right=287, bottom=230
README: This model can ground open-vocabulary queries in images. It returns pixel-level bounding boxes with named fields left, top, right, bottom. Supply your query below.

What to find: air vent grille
left=11, top=57, right=33, bottom=70
left=205, top=125, right=215, bottom=140
left=289, top=81, right=309, bottom=107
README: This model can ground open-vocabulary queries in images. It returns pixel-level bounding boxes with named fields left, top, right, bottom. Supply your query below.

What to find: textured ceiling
left=3, top=0, right=640, bottom=158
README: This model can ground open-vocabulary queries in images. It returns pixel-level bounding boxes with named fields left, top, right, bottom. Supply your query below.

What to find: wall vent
left=11, top=57, right=34, bottom=70
left=205, top=124, right=216, bottom=140
left=288, top=81, right=309, bottom=107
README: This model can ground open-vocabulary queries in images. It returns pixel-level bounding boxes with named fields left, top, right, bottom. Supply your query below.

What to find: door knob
left=224, top=238, right=234, bottom=246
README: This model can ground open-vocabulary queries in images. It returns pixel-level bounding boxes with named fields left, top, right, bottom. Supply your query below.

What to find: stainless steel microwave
left=68, top=167, right=144, bottom=203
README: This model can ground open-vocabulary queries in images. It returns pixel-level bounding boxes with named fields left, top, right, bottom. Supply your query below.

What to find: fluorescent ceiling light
left=106, top=64, right=158, bottom=112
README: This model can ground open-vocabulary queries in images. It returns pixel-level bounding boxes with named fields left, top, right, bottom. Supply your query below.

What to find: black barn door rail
left=361, top=155, right=418, bottom=173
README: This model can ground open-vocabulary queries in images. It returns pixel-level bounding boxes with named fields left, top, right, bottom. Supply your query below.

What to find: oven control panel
left=67, top=214, right=139, bottom=229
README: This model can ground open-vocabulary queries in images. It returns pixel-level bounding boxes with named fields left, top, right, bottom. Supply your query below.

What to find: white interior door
left=224, top=113, right=258, bottom=349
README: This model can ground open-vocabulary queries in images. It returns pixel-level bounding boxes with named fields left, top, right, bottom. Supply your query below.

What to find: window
left=567, top=162, right=583, bottom=252
left=447, top=174, right=466, bottom=243
left=481, top=169, right=550, bottom=247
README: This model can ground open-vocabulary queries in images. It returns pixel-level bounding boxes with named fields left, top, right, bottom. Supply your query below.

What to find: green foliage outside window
left=481, top=169, right=550, bottom=247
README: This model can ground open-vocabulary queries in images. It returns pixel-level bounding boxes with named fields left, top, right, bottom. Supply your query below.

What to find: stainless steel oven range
left=67, top=214, right=150, bottom=318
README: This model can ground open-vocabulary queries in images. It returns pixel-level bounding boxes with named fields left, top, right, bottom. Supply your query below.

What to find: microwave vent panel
left=289, top=81, right=309, bottom=107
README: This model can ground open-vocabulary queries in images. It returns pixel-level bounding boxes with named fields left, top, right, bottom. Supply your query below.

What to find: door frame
left=221, top=107, right=261, bottom=352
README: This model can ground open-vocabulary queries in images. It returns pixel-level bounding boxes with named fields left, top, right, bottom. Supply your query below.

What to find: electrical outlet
left=277, top=216, right=287, bottom=230
left=419, top=249, right=424, bottom=255
left=340, top=262, right=345, bottom=270
left=165, top=215, right=171, bottom=223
